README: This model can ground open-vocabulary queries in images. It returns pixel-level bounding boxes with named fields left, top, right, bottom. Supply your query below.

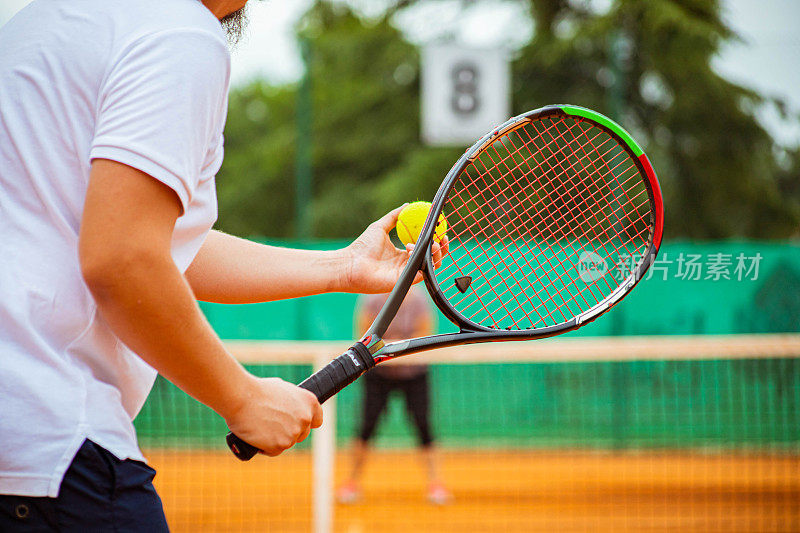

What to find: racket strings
left=487, top=126, right=644, bottom=280
left=458, top=149, right=590, bottom=326
left=449, top=128, right=647, bottom=324
left=445, top=126, right=649, bottom=267
left=535, top=120, right=652, bottom=251
left=473, top=120, right=650, bottom=325
left=458, top=118, right=650, bottom=326
left=435, top=116, right=653, bottom=330
left=514, top=120, right=651, bottom=281
left=462, top=122, right=650, bottom=256
left=522, top=121, right=650, bottom=246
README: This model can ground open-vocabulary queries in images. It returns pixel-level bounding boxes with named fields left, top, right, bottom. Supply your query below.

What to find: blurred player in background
left=337, top=286, right=452, bottom=505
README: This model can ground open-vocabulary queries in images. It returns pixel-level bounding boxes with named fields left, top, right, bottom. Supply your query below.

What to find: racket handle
left=226, top=342, right=375, bottom=461
left=226, top=432, right=259, bottom=461
left=297, top=342, right=376, bottom=402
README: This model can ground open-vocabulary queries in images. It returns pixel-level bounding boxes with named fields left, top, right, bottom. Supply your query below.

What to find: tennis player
left=0, top=0, right=441, bottom=530
left=337, top=287, right=452, bottom=505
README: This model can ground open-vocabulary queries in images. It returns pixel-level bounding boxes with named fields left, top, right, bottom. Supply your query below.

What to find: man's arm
left=79, top=159, right=322, bottom=455
left=185, top=210, right=448, bottom=304
left=185, top=230, right=349, bottom=303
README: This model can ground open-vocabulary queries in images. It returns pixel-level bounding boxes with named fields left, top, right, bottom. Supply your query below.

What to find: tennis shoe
left=426, top=482, right=453, bottom=505
left=336, top=481, right=362, bottom=504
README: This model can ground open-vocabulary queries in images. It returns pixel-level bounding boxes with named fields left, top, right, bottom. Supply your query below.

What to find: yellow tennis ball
left=396, top=201, right=447, bottom=246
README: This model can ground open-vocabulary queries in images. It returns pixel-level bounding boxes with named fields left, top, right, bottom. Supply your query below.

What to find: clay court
left=148, top=449, right=800, bottom=532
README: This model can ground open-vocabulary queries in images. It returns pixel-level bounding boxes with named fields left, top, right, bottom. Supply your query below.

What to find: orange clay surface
left=146, top=449, right=800, bottom=533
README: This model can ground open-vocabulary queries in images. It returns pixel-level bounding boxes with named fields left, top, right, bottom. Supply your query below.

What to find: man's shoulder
left=102, top=0, right=226, bottom=48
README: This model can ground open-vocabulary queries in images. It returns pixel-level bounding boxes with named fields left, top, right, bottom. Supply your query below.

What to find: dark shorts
left=359, top=370, right=433, bottom=446
left=0, top=439, right=169, bottom=532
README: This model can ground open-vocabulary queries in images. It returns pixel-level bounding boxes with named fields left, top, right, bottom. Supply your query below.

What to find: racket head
left=418, top=105, right=664, bottom=336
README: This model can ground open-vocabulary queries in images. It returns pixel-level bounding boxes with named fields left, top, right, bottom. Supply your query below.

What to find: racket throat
left=359, top=333, right=386, bottom=355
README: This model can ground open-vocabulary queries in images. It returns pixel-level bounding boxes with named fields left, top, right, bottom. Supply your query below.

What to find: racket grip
left=226, top=342, right=375, bottom=461
left=298, top=342, right=376, bottom=403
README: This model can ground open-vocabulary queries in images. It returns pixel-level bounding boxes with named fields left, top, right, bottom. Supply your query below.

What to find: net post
left=312, top=351, right=335, bottom=533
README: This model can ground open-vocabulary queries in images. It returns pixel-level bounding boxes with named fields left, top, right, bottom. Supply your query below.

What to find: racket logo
left=577, top=251, right=608, bottom=283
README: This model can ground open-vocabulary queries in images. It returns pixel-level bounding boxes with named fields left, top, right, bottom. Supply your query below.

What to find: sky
left=1, top=0, right=798, bottom=145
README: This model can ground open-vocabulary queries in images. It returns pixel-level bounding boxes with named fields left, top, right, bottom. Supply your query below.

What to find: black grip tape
left=226, top=432, right=259, bottom=461
left=298, top=342, right=375, bottom=403
left=226, top=342, right=376, bottom=461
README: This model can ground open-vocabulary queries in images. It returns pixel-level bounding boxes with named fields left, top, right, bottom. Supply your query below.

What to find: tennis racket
left=227, top=104, right=664, bottom=460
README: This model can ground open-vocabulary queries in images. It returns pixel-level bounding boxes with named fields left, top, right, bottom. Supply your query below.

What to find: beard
left=220, top=7, right=248, bottom=47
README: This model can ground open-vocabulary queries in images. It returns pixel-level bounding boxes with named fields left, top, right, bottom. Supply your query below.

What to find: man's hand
left=224, top=377, right=323, bottom=456
left=343, top=205, right=449, bottom=294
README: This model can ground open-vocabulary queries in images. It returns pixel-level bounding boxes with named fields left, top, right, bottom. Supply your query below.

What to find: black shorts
left=0, top=439, right=169, bottom=532
left=359, top=370, right=433, bottom=446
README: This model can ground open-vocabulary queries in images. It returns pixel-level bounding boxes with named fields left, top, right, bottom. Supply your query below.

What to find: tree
left=514, top=0, right=800, bottom=238
left=216, top=1, right=462, bottom=238
left=299, top=2, right=462, bottom=237
left=215, top=0, right=800, bottom=240
left=214, top=82, right=298, bottom=237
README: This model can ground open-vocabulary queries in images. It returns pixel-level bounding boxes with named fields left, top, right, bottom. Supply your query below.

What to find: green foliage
left=515, top=0, right=800, bottom=238
left=216, top=0, right=799, bottom=240
left=216, top=1, right=461, bottom=238
left=216, top=83, right=298, bottom=237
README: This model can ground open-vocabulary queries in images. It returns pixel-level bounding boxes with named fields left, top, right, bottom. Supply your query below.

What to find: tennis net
left=135, top=334, right=800, bottom=532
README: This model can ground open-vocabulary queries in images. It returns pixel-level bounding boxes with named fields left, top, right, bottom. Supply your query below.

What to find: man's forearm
left=83, top=248, right=253, bottom=420
left=185, top=230, right=351, bottom=303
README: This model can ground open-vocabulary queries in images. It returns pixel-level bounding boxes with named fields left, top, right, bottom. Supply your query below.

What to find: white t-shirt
left=0, top=0, right=228, bottom=497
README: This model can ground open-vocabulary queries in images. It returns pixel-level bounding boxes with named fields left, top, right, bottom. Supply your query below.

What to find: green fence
left=135, top=240, right=800, bottom=451
left=136, top=357, right=800, bottom=451
left=199, top=240, right=800, bottom=338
